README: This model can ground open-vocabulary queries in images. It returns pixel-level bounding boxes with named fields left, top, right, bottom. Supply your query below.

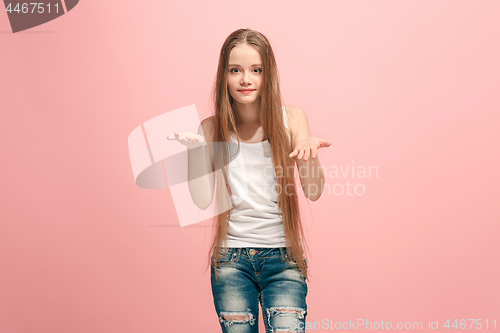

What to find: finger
left=169, top=133, right=180, bottom=140
left=297, top=149, right=304, bottom=160
left=302, top=148, right=310, bottom=161
left=289, top=150, right=297, bottom=158
left=317, top=140, right=331, bottom=148
left=311, top=147, right=317, bottom=159
left=321, top=140, right=332, bottom=147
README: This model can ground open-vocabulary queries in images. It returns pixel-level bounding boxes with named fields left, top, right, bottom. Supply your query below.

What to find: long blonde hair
left=207, top=28, right=309, bottom=281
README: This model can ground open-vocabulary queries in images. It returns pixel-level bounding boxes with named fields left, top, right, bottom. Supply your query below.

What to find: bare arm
left=168, top=118, right=215, bottom=210
left=287, top=106, right=331, bottom=201
left=187, top=119, right=216, bottom=210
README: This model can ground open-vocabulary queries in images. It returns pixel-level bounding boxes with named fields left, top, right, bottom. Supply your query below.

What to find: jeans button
left=249, top=249, right=256, bottom=256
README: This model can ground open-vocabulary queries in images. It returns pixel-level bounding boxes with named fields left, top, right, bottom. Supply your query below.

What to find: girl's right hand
left=167, top=132, right=206, bottom=149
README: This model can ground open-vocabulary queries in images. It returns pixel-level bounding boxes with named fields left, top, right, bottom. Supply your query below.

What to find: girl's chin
left=234, top=99, right=259, bottom=105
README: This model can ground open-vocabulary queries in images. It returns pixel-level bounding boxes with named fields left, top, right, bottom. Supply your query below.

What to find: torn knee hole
left=223, top=314, right=252, bottom=321
left=267, top=306, right=307, bottom=320
left=219, top=311, right=256, bottom=327
left=275, top=308, right=301, bottom=313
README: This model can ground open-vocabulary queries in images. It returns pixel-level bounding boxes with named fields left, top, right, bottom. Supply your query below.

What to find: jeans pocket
left=287, top=256, right=308, bottom=268
left=211, top=249, right=236, bottom=267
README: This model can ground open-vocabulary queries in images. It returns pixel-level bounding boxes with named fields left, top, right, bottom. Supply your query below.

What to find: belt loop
left=235, top=248, right=242, bottom=262
left=279, top=247, right=285, bottom=262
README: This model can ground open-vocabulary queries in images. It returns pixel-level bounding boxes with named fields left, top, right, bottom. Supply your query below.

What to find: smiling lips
left=238, top=89, right=255, bottom=94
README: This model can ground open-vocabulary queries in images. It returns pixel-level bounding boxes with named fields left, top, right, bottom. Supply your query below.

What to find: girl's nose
left=241, top=72, right=250, bottom=83
left=241, top=72, right=252, bottom=84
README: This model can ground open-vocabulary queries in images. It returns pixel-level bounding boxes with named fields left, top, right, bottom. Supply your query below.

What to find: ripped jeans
left=211, top=247, right=308, bottom=333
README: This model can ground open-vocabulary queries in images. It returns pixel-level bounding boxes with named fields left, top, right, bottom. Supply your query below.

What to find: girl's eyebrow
left=228, top=64, right=262, bottom=66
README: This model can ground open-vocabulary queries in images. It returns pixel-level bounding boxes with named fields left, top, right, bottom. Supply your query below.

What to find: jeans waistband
left=220, top=247, right=288, bottom=262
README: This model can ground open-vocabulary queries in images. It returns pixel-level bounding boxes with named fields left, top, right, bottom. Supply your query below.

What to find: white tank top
left=224, top=106, right=290, bottom=248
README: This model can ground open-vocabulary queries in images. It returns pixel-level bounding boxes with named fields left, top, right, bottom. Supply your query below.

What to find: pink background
left=1, top=1, right=499, bottom=332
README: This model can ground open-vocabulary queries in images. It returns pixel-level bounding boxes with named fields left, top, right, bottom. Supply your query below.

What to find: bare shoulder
left=284, top=105, right=308, bottom=132
left=284, top=106, right=311, bottom=147
left=200, top=116, right=215, bottom=141
left=285, top=105, right=306, bottom=120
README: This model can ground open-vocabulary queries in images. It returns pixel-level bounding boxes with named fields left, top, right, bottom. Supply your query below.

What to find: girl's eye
left=229, top=68, right=262, bottom=73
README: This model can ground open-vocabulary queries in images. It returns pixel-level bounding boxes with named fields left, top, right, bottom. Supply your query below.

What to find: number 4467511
left=444, top=319, right=496, bottom=330
left=5, top=3, right=60, bottom=14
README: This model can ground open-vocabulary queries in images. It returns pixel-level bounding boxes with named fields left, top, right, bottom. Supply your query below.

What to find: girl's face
left=226, top=43, right=263, bottom=106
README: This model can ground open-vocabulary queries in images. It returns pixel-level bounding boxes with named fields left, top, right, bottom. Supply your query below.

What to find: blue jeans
left=211, top=247, right=308, bottom=333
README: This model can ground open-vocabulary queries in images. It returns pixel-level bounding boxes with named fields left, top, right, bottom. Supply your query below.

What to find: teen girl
left=168, top=28, right=331, bottom=333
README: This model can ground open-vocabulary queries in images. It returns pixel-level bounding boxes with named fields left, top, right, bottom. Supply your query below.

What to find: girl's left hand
left=289, top=137, right=332, bottom=161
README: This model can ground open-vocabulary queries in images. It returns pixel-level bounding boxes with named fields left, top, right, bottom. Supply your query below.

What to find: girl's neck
left=233, top=102, right=261, bottom=126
